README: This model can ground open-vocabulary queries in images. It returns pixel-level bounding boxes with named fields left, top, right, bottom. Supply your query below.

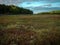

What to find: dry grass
left=0, top=15, right=60, bottom=45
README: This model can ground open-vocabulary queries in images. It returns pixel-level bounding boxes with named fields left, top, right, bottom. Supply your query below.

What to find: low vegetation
left=37, top=10, right=60, bottom=15
left=0, top=15, right=60, bottom=45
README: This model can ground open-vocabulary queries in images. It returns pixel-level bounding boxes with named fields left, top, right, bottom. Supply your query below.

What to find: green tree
left=0, top=4, right=33, bottom=15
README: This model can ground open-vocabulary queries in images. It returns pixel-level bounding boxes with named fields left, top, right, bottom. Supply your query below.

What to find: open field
left=0, top=15, right=60, bottom=45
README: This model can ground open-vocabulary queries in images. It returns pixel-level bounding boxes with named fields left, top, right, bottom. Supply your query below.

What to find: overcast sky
left=0, top=0, right=60, bottom=13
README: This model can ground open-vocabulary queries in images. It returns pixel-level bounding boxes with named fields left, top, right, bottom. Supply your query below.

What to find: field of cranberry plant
left=0, top=15, right=60, bottom=45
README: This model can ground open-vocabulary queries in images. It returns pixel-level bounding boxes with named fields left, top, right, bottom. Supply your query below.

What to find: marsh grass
left=0, top=15, right=60, bottom=45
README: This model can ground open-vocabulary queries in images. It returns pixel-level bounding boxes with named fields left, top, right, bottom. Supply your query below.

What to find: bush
left=0, top=4, right=33, bottom=15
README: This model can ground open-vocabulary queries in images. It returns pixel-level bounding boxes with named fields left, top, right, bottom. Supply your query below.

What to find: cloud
left=33, top=6, right=60, bottom=13
left=0, top=0, right=60, bottom=13
left=19, top=1, right=52, bottom=8
left=0, top=0, right=60, bottom=5
left=25, top=4, right=60, bottom=13
left=43, top=4, right=52, bottom=7
left=0, top=0, right=21, bottom=5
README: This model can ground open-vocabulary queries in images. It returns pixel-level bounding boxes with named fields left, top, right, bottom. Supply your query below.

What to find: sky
left=0, top=0, right=60, bottom=13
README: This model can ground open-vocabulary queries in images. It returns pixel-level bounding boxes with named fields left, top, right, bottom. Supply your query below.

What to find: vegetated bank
left=37, top=10, right=60, bottom=15
left=0, top=4, right=33, bottom=15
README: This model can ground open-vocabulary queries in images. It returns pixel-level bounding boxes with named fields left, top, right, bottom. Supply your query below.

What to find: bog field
left=0, top=15, right=60, bottom=45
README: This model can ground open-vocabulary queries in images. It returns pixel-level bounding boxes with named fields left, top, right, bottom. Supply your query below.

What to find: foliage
left=0, top=4, right=33, bottom=14
left=37, top=10, right=60, bottom=15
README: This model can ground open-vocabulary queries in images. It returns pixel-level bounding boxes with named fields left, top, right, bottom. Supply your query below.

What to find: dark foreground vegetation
left=0, top=4, right=33, bottom=15
left=0, top=15, right=60, bottom=45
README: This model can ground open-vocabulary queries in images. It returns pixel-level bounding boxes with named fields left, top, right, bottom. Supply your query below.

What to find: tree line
left=0, top=4, right=33, bottom=15
left=37, top=10, right=60, bottom=15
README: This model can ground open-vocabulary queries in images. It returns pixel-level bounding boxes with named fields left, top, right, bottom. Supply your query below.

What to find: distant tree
left=0, top=4, right=33, bottom=15
left=37, top=10, right=60, bottom=15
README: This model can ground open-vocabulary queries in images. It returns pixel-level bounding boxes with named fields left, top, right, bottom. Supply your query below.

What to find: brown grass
left=0, top=15, right=60, bottom=45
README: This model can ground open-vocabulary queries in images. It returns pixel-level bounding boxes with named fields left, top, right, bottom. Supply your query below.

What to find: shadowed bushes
left=0, top=4, right=33, bottom=15
left=0, top=25, right=60, bottom=45
left=0, top=25, right=37, bottom=45
left=37, top=10, right=60, bottom=15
